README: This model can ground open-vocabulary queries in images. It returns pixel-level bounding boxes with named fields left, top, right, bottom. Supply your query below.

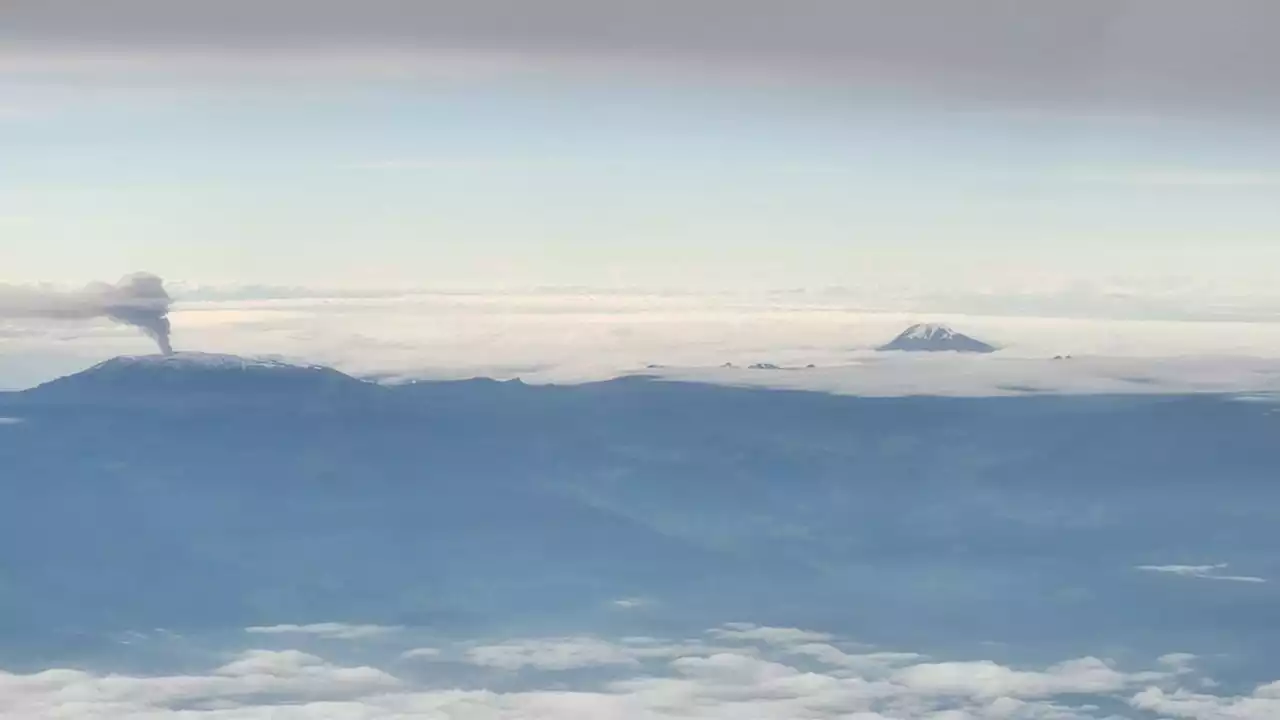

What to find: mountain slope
left=3, top=361, right=1280, bottom=663
left=19, top=352, right=384, bottom=407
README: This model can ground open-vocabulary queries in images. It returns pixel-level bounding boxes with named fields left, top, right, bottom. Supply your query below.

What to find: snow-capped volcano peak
left=878, top=323, right=997, bottom=353
left=26, top=352, right=378, bottom=405
left=90, top=352, right=314, bottom=373
left=901, top=323, right=958, bottom=341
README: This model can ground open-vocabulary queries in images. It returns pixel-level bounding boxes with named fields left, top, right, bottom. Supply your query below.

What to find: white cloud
left=892, top=657, right=1134, bottom=699
left=1131, top=685, right=1280, bottom=720
left=709, top=622, right=834, bottom=646
left=1258, top=680, right=1280, bottom=699
left=9, top=290, right=1280, bottom=396
left=1, top=624, right=1269, bottom=720
left=399, top=647, right=442, bottom=660
left=0, top=417, right=23, bottom=425
left=609, top=597, right=652, bottom=610
left=1136, top=564, right=1268, bottom=584
left=244, top=623, right=404, bottom=640
left=787, top=643, right=927, bottom=673
left=216, top=648, right=331, bottom=676
left=0, top=649, right=398, bottom=718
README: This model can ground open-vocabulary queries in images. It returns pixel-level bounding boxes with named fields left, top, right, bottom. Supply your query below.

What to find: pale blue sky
left=4, top=1, right=1280, bottom=294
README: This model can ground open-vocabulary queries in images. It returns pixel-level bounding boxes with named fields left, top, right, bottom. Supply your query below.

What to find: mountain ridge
left=2, top=352, right=1279, bottom=661
left=19, top=351, right=382, bottom=407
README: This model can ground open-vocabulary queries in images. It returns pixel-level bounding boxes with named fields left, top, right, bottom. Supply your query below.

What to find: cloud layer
left=4, top=1, right=1279, bottom=119
left=2, top=622, right=1276, bottom=719
left=6, top=289, right=1280, bottom=394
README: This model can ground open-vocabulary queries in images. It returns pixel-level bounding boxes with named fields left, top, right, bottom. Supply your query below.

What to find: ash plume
left=0, top=272, right=174, bottom=354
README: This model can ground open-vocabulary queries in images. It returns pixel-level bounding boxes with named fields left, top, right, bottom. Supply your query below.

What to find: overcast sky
left=3, top=1, right=1279, bottom=294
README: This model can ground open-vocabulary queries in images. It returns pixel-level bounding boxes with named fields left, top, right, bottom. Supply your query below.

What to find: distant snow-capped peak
left=878, top=323, right=997, bottom=353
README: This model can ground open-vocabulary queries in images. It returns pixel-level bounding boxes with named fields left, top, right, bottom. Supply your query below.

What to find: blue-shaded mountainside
left=1, top=354, right=1278, bottom=665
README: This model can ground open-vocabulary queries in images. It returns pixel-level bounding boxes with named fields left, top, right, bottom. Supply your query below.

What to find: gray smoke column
left=0, top=272, right=174, bottom=354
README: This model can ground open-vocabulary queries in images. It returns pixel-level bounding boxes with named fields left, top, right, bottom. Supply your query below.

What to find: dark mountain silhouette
left=2, top=354, right=1278, bottom=666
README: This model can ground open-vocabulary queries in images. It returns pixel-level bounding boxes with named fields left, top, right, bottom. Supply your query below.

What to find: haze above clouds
left=5, top=1, right=1280, bottom=294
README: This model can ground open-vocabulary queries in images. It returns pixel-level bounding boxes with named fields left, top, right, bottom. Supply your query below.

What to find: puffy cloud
left=1258, top=680, right=1280, bottom=699
left=244, top=623, right=404, bottom=640
left=786, top=643, right=927, bottom=673
left=1131, top=684, right=1280, bottom=720
left=891, top=657, right=1133, bottom=699
left=3, top=623, right=1258, bottom=719
left=0, top=649, right=398, bottom=718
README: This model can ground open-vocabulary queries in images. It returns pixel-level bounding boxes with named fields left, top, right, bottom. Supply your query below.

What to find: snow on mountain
left=902, top=323, right=957, bottom=341
left=877, top=323, right=998, bottom=353
left=91, top=351, right=325, bottom=373
left=23, top=351, right=379, bottom=405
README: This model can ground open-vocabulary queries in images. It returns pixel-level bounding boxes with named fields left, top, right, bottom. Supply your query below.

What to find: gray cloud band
left=2, top=0, right=1278, bottom=118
